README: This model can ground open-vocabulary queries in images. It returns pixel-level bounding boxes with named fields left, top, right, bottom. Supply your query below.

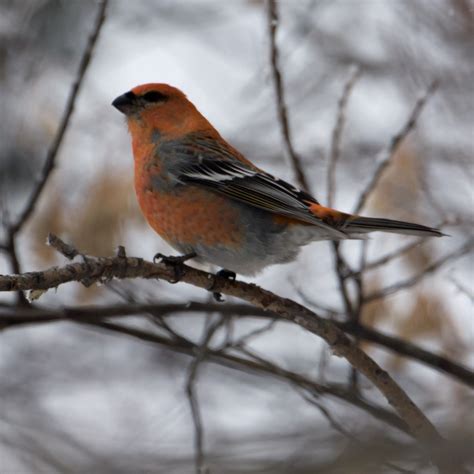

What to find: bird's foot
left=153, top=252, right=197, bottom=283
left=210, top=269, right=236, bottom=302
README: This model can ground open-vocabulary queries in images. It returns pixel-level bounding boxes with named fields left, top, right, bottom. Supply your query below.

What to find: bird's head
left=112, top=83, right=215, bottom=140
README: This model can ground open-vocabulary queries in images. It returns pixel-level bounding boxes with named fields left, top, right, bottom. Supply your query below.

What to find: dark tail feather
left=345, top=216, right=445, bottom=237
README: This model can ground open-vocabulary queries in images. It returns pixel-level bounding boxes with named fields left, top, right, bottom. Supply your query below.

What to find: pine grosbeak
left=112, top=83, right=442, bottom=276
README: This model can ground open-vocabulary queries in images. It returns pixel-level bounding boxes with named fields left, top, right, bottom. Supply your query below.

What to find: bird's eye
left=142, top=91, right=167, bottom=103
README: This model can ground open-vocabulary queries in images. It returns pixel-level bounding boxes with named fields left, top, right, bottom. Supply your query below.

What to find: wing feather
left=162, top=134, right=347, bottom=238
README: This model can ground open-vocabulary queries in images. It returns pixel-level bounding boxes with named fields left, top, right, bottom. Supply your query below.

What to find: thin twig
left=186, top=316, right=223, bottom=474
left=291, top=279, right=342, bottom=317
left=352, top=80, right=438, bottom=215
left=449, top=277, right=474, bottom=304
left=324, top=66, right=363, bottom=386
left=1, top=1, right=107, bottom=304
left=331, top=241, right=355, bottom=318
left=348, top=237, right=427, bottom=279
left=47, top=233, right=80, bottom=260
left=299, top=390, right=416, bottom=474
left=2, top=233, right=26, bottom=305
left=347, top=219, right=466, bottom=279
left=8, top=1, right=108, bottom=237
left=365, top=238, right=473, bottom=303
left=299, top=390, right=358, bottom=440
left=327, top=66, right=361, bottom=207
left=267, top=0, right=309, bottom=191
left=227, top=318, right=278, bottom=349
left=349, top=238, right=368, bottom=391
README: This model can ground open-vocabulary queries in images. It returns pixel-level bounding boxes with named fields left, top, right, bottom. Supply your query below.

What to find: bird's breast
left=134, top=157, right=245, bottom=249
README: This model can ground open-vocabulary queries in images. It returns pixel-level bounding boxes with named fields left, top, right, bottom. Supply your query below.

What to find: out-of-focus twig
left=8, top=1, right=108, bottom=237
left=299, top=391, right=416, bottom=474
left=347, top=219, right=468, bottom=279
left=352, top=80, right=438, bottom=215
left=327, top=66, right=361, bottom=207
left=348, top=237, right=426, bottom=279
left=291, top=281, right=342, bottom=317
left=449, top=277, right=474, bottom=304
left=267, top=0, right=309, bottom=191
left=365, top=238, right=474, bottom=302
left=331, top=241, right=355, bottom=318
left=186, top=316, right=224, bottom=474
left=324, top=65, right=363, bottom=387
left=226, top=318, right=278, bottom=349
left=1, top=0, right=108, bottom=304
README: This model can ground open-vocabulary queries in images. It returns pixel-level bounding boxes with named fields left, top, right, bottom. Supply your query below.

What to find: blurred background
left=0, top=1, right=473, bottom=473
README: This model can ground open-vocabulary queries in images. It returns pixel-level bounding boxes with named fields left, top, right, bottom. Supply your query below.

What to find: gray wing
left=162, top=137, right=347, bottom=238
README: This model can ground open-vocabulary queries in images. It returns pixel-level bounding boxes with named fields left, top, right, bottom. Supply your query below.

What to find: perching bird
left=112, top=83, right=442, bottom=276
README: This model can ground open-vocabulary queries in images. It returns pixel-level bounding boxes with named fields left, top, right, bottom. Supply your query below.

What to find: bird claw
left=153, top=252, right=196, bottom=283
left=210, top=269, right=236, bottom=302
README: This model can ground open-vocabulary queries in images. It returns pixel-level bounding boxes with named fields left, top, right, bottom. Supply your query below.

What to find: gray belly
left=172, top=202, right=318, bottom=276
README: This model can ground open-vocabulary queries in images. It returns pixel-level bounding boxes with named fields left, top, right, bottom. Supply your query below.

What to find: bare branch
left=292, top=284, right=342, bottom=317
left=352, top=80, right=438, bottom=215
left=47, top=233, right=80, bottom=260
left=0, top=237, right=455, bottom=461
left=186, top=316, right=223, bottom=474
left=267, top=0, right=309, bottom=191
left=1, top=302, right=472, bottom=387
left=327, top=66, right=362, bottom=207
left=2, top=233, right=24, bottom=300
left=365, top=238, right=474, bottom=302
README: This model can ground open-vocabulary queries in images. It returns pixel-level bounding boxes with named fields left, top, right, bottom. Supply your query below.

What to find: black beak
left=112, top=91, right=137, bottom=114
